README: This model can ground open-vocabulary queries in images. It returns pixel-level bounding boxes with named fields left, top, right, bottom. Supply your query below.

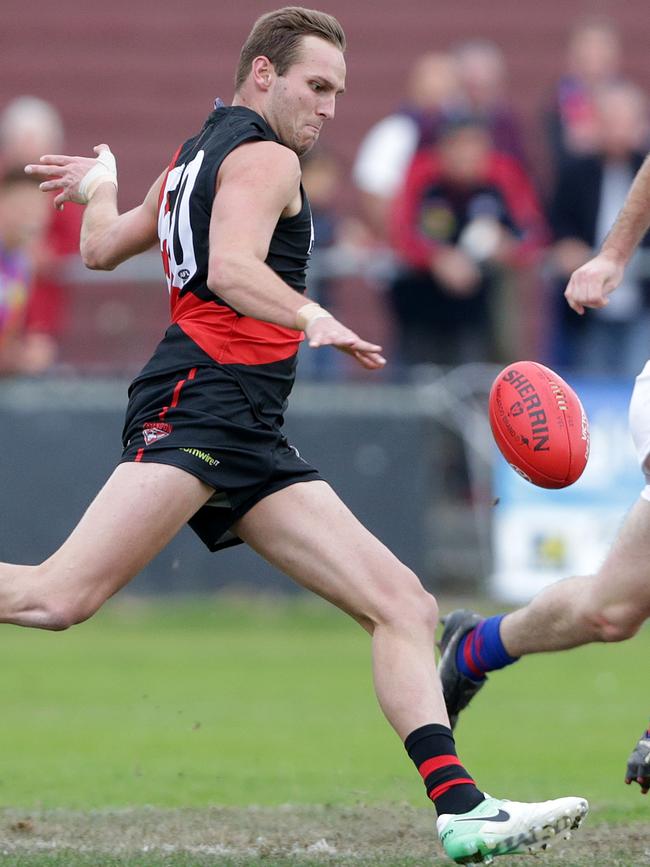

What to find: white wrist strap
left=78, top=148, right=118, bottom=202
left=295, top=302, right=333, bottom=331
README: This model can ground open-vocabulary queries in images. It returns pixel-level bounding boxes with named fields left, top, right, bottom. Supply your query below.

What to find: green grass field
left=0, top=594, right=648, bottom=865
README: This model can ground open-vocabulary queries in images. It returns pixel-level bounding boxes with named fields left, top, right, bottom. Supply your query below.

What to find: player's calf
left=0, top=562, right=107, bottom=631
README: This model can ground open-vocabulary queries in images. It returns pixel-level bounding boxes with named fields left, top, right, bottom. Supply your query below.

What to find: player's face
left=269, top=36, right=346, bottom=157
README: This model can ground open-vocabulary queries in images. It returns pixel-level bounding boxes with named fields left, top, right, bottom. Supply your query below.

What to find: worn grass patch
left=0, top=805, right=647, bottom=866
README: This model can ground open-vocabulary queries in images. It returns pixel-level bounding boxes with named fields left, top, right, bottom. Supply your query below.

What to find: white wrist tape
left=78, top=148, right=118, bottom=202
left=295, top=302, right=333, bottom=331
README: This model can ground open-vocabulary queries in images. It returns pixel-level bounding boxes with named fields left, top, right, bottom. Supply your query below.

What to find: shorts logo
left=143, top=421, right=173, bottom=445
left=179, top=447, right=220, bottom=468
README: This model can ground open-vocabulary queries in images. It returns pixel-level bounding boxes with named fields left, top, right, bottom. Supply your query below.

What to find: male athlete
left=21, top=7, right=586, bottom=863
left=439, top=152, right=650, bottom=794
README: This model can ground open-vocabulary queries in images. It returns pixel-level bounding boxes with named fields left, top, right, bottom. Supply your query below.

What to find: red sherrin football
left=489, top=361, right=590, bottom=488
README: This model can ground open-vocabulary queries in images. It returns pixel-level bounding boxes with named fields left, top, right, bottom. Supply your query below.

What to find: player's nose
left=318, top=95, right=336, bottom=119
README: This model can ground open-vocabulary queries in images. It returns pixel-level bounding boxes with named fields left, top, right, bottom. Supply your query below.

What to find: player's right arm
left=565, top=153, right=650, bottom=314
left=25, top=145, right=163, bottom=271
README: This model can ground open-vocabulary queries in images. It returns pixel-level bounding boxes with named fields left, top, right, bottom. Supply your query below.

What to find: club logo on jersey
left=143, top=421, right=173, bottom=445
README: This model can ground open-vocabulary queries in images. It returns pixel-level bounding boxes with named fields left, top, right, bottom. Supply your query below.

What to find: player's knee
left=584, top=604, right=643, bottom=643
left=412, top=587, right=439, bottom=631
left=375, top=567, right=439, bottom=631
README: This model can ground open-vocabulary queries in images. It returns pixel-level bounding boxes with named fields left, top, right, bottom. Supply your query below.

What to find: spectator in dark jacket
left=548, top=80, right=650, bottom=376
left=390, top=118, right=547, bottom=367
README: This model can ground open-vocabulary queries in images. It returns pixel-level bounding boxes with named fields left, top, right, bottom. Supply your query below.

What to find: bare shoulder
left=218, top=140, right=300, bottom=191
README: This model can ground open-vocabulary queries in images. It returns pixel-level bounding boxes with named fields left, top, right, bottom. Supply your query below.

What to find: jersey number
left=158, top=150, right=204, bottom=294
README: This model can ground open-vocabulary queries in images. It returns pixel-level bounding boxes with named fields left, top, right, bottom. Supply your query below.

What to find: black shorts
left=120, top=364, right=321, bottom=551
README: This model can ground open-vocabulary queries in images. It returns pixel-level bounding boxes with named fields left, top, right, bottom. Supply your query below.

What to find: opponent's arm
left=207, top=140, right=385, bottom=370
left=565, top=153, right=650, bottom=314
left=25, top=145, right=163, bottom=271
left=625, top=724, right=650, bottom=794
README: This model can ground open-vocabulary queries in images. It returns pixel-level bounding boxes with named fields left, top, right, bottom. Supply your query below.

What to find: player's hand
left=24, top=144, right=117, bottom=210
left=306, top=316, right=386, bottom=370
left=430, top=246, right=482, bottom=296
left=564, top=251, right=625, bottom=315
left=625, top=732, right=650, bottom=794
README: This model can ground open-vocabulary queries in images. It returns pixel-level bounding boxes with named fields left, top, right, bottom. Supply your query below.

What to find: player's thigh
left=233, top=480, right=429, bottom=625
left=42, top=462, right=213, bottom=606
left=590, top=497, right=650, bottom=617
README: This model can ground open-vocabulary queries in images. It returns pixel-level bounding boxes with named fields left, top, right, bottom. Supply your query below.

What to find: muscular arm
left=207, top=140, right=311, bottom=325
left=207, top=140, right=385, bottom=369
left=26, top=145, right=163, bottom=271
left=565, top=153, right=650, bottom=314
left=601, top=154, right=650, bottom=264
left=79, top=172, right=163, bottom=270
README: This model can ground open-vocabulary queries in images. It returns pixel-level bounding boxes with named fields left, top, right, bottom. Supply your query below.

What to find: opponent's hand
left=625, top=733, right=650, bottom=793
left=306, top=315, right=386, bottom=371
left=564, top=251, right=625, bottom=315
left=25, top=144, right=117, bottom=210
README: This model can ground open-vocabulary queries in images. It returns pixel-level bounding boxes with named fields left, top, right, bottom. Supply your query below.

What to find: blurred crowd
left=2, top=16, right=650, bottom=381
left=0, top=96, right=83, bottom=377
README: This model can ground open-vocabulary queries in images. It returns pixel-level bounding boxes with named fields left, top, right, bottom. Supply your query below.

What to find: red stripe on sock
left=135, top=448, right=144, bottom=462
left=428, top=777, right=476, bottom=802
left=418, top=755, right=462, bottom=780
left=463, top=632, right=484, bottom=678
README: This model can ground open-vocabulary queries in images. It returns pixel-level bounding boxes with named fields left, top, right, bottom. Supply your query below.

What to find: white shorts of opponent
left=629, top=359, right=650, bottom=502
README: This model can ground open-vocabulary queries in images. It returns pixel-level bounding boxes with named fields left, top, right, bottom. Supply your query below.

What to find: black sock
left=405, top=723, right=485, bottom=816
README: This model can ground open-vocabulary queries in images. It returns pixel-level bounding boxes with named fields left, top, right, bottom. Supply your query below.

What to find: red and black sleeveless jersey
left=132, top=105, right=314, bottom=426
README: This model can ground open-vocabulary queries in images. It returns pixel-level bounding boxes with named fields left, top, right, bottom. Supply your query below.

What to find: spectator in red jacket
left=0, top=96, right=83, bottom=370
left=352, top=52, right=463, bottom=241
left=390, top=117, right=547, bottom=367
left=0, top=169, right=50, bottom=374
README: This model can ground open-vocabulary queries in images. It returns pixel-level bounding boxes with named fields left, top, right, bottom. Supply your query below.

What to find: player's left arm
left=25, top=145, right=163, bottom=271
left=208, top=140, right=385, bottom=370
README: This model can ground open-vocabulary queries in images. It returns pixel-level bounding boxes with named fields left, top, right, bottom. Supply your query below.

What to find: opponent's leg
left=439, top=497, right=650, bottom=731
left=502, top=497, right=650, bottom=654
left=234, top=481, right=588, bottom=863
left=0, top=462, right=213, bottom=630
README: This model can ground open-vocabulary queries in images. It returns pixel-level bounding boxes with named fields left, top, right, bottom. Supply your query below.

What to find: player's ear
left=251, top=56, right=274, bottom=90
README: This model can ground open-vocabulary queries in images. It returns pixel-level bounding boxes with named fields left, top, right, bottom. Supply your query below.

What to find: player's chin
left=295, top=131, right=319, bottom=157
left=294, top=140, right=316, bottom=158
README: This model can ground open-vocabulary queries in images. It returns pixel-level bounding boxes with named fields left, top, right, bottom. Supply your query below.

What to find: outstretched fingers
left=338, top=338, right=386, bottom=369
left=351, top=349, right=386, bottom=370
left=300, top=313, right=387, bottom=369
